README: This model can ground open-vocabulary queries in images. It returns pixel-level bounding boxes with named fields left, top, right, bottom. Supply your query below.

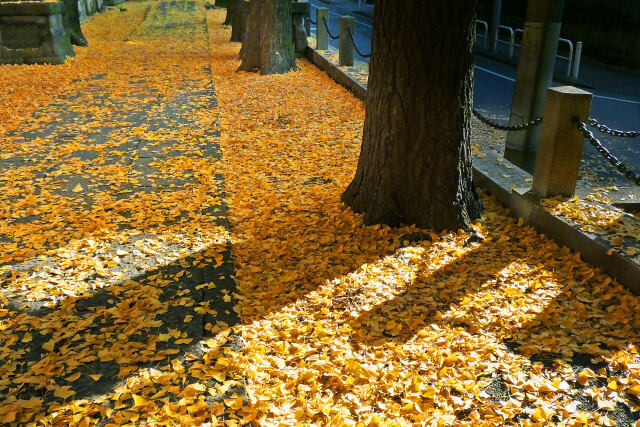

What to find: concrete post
left=339, top=15, right=355, bottom=66
left=316, top=8, right=329, bottom=50
left=505, top=0, right=565, bottom=172
left=301, top=1, right=310, bottom=36
left=532, top=86, right=592, bottom=197
left=489, top=0, right=501, bottom=52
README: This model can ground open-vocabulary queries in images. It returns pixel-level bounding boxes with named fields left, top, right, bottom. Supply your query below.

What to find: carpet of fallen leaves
left=208, top=11, right=640, bottom=426
left=2, top=4, right=640, bottom=426
left=1, top=3, right=253, bottom=425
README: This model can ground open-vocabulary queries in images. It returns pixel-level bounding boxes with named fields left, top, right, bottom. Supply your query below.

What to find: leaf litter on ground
left=0, top=4, right=640, bottom=426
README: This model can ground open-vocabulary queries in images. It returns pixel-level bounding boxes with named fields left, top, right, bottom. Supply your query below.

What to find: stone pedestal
left=292, top=1, right=309, bottom=55
left=315, top=7, right=328, bottom=50
left=0, top=1, right=74, bottom=64
left=78, top=0, right=87, bottom=22
left=339, top=15, right=354, bottom=66
left=532, top=86, right=592, bottom=197
left=86, top=0, right=97, bottom=15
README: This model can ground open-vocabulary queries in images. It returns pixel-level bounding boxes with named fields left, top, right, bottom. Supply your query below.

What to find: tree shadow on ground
left=347, top=238, right=519, bottom=348
left=0, top=241, right=243, bottom=424
left=343, top=217, right=640, bottom=425
left=504, top=274, right=640, bottom=426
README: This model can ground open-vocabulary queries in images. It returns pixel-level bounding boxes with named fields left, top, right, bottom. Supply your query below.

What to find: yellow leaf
left=54, top=386, right=76, bottom=400
left=89, top=374, right=102, bottom=381
left=65, top=372, right=81, bottom=382
left=22, top=333, right=33, bottom=343
left=158, top=333, right=171, bottom=342
left=577, top=368, right=595, bottom=385
left=132, top=394, right=148, bottom=407
left=443, top=354, right=458, bottom=367
left=42, top=341, right=55, bottom=352
left=531, top=406, right=552, bottom=422
left=184, top=315, right=193, bottom=322
left=72, top=184, right=83, bottom=192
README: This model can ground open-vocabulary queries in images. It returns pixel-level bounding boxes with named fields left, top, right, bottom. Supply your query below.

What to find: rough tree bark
left=63, top=0, right=88, bottom=46
left=342, top=1, right=483, bottom=232
left=238, top=0, right=296, bottom=74
left=230, top=0, right=248, bottom=42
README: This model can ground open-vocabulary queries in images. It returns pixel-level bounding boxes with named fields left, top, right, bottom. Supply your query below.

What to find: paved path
left=0, top=2, right=245, bottom=424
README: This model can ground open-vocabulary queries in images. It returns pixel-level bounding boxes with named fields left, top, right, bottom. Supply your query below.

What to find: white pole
left=572, top=41, right=583, bottom=80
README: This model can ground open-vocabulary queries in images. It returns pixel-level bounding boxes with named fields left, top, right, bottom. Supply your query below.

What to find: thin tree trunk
left=224, top=0, right=239, bottom=25
left=342, top=1, right=482, bottom=231
left=238, top=0, right=296, bottom=75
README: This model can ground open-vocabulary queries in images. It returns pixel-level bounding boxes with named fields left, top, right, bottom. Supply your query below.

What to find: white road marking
left=593, top=94, right=640, bottom=106
left=474, top=65, right=515, bottom=82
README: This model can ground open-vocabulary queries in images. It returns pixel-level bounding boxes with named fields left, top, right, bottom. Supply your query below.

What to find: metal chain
left=587, top=118, right=640, bottom=138
left=322, top=17, right=340, bottom=40
left=308, top=16, right=317, bottom=25
left=576, top=120, right=640, bottom=185
left=347, top=28, right=371, bottom=58
left=472, top=108, right=542, bottom=131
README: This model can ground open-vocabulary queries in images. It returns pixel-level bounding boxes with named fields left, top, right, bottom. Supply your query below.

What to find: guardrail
left=496, top=24, right=515, bottom=58
left=307, top=7, right=371, bottom=65
left=476, top=20, right=488, bottom=50
left=477, top=21, right=583, bottom=79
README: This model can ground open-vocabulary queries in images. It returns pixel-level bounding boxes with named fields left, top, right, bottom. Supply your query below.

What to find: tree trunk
left=63, top=0, right=88, bottom=46
left=342, top=1, right=483, bottom=231
left=238, top=0, right=296, bottom=75
left=224, top=0, right=239, bottom=25
left=230, top=0, right=248, bottom=42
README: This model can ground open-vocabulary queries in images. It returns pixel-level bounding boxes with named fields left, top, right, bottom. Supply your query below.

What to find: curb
left=305, top=45, right=640, bottom=293
left=305, top=47, right=367, bottom=101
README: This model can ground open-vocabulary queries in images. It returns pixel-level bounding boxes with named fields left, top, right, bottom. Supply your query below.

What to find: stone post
left=339, top=15, right=354, bottom=66
left=505, top=0, right=565, bottom=172
left=532, top=86, right=592, bottom=197
left=292, top=1, right=310, bottom=54
left=301, top=1, right=310, bottom=36
left=316, top=7, right=328, bottom=50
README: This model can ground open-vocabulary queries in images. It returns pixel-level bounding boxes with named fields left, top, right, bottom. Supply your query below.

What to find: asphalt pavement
left=307, top=0, right=640, bottom=184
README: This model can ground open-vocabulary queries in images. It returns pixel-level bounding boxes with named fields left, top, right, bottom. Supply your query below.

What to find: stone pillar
left=489, top=0, right=501, bottom=52
left=339, top=15, right=354, bottom=66
left=505, top=0, right=565, bottom=172
left=292, top=1, right=310, bottom=54
left=299, top=1, right=310, bottom=36
left=532, top=86, right=592, bottom=197
left=77, top=0, right=87, bottom=23
left=316, top=7, right=328, bottom=50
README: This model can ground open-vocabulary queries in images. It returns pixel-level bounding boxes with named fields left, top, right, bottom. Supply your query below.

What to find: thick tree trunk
left=342, top=1, right=483, bottom=231
left=230, top=0, right=248, bottom=42
left=238, top=0, right=296, bottom=75
left=64, top=0, right=88, bottom=46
